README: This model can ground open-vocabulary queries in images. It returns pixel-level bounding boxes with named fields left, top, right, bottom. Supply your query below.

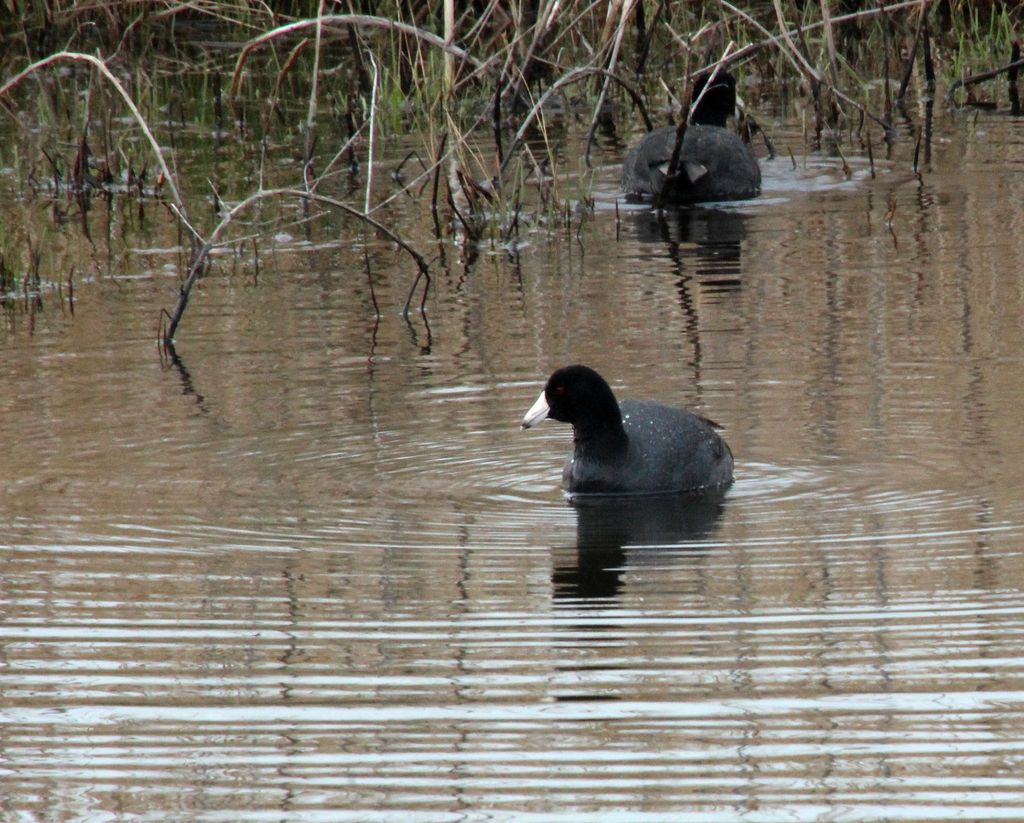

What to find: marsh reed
left=1, top=0, right=1021, bottom=341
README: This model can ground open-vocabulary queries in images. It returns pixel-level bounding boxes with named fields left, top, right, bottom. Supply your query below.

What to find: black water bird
left=621, top=70, right=761, bottom=204
left=521, top=365, right=734, bottom=496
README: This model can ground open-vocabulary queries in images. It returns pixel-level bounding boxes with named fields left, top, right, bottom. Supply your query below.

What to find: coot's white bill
left=521, top=390, right=550, bottom=429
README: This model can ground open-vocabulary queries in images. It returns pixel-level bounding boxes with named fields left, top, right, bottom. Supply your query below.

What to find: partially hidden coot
left=621, top=70, right=760, bottom=204
left=521, top=365, right=734, bottom=496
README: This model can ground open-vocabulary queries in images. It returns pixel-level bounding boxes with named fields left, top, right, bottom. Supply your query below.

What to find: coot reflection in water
left=631, top=206, right=747, bottom=285
left=552, top=488, right=727, bottom=602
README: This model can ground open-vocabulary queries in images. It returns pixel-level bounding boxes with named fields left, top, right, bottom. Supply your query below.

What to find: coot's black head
left=689, top=70, right=737, bottom=128
left=521, top=365, right=622, bottom=431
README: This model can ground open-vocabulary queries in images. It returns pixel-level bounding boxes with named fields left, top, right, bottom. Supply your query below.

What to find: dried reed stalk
left=584, top=0, right=639, bottom=167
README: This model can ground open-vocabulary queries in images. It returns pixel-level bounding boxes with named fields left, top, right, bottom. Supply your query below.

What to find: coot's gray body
left=621, top=70, right=760, bottom=204
left=522, top=365, right=734, bottom=496
left=621, top=124, right=761, bottom=203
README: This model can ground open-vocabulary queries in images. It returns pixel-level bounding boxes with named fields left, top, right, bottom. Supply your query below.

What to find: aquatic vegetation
left=0, top=0, right=1021, bottom=340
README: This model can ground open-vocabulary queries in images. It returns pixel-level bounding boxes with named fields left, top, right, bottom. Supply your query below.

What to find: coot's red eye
left=555, top=385, right=566, bottom=395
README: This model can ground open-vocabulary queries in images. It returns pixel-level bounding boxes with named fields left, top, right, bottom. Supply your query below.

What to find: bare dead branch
left=161, top=188, right=431, bottom=342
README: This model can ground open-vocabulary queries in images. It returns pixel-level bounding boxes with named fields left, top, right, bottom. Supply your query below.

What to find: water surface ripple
left=3, top=112, right=1024, bottom=821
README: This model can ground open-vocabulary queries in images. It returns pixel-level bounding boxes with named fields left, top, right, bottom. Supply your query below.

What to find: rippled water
left=3, top=102, right=1024, bottom=820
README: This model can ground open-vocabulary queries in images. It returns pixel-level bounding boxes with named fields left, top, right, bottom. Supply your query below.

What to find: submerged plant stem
left=0, top=51, right=193, bottom=234
left=161, top=188, right=431, bottom=342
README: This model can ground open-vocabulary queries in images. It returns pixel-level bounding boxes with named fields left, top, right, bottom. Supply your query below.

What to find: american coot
left=521, top=365, right=734, bottom=495
left=622, top=70, right=760, bottom=204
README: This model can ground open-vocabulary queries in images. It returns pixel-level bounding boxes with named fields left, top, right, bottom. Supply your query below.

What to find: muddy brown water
left=3, top=104, right=1024, bottom=821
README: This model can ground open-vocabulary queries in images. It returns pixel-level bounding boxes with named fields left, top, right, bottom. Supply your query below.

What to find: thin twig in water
left=946, top=57, right=1024, bottom=105
left=364, top=52, right=379, bottom=214
left=312, top=126, right=367, bottom=193
left=897, top=0, right=928, bottom=103
left=430, top=132, right=448, bottom=239
left=492, top=69, right=504, bottom=166
left=161, top=188, right=431, bottom=341
left=303, top=1, right=326, bottom=183
left=363, top=245, right=380, bottom=320
left=835, top=141, right=851, bottom=178
left=656, top=49, right=732, bottom=209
